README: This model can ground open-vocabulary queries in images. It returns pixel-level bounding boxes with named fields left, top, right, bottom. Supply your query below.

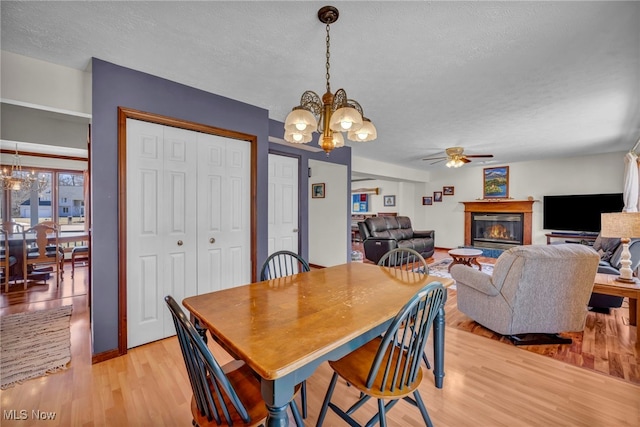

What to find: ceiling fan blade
left=429, top=159, right=446, bottom=165
left=464, top=154, right=494, bottom=158
left=422, top=156, right=447, bottom=161
left=461, top=157, right=472, bottom=163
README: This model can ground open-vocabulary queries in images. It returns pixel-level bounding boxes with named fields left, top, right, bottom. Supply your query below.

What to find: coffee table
left=592, top=273, right=640, bottom=347
left=448, top=248, right=483, bottom=272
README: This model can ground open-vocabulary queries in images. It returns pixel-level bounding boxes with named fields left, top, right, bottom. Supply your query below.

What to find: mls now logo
left=3, top=410, right=57, bottom=420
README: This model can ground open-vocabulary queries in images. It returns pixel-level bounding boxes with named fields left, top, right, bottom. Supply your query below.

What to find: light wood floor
left=1, top=258, right=639, bottom=426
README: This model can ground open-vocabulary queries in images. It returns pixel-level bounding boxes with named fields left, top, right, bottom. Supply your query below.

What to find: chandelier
left=284, top=6, right=377, bottom=154
left=0, top=145, right=47, bottom=192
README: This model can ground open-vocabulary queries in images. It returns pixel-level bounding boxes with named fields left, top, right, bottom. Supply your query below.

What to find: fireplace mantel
left=462, top=200, right=535, bottom=246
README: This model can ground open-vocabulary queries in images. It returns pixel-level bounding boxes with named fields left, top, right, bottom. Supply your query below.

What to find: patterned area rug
left=1, top=305, right=72, bottom=389
left=422, top=258, right=494, bottom=288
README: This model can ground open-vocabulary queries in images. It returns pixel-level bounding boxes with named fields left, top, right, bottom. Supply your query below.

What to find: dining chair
left=1, top=222, right=26, bottom=292
left=377, top=247, right=429, bottom=274
left=260, top=250, right=311, bottom=281
left=39, top=221, right=65, bottom=275
left=378, top=248, right=432, bottom=368
left=164, top=295, right=304, bottom=427
left=316, top=282, right=446, bottom=427
left=0, top=229, right=15, bottom=293
left=259, top=250, right=310, bottom=419
left=23, top=223, right=63, bottom=287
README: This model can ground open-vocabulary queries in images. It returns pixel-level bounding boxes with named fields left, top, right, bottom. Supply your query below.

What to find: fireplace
left=462, top=200, right=535, bottom=248
left=472, top=213, right=524, bottom=249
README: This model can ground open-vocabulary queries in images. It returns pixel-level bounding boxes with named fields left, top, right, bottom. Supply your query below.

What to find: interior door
left=267, top=154, right=299, bottom=255
left=196, top=133, right=251, bottom=293
left=126, top=119, right=197, bottom=348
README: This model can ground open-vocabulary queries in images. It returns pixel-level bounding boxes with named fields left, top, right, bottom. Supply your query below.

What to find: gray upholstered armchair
left=450, top=244, right=600, bottom=345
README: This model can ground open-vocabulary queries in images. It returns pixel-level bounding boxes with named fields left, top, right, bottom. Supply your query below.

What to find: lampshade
left=332, top=131, right=345, bottom=148
left=347, top=118, right=377, bottom=142
left=284, top=130, right=313, bottom=144
left=284, top=108, right=318, bottom=133
left=329, top=106, right=363, bottom=132
left=600, top=212, right=640, bottom=238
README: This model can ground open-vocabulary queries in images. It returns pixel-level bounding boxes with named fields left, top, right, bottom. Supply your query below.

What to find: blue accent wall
left=92, top=59, right=351, bottom=356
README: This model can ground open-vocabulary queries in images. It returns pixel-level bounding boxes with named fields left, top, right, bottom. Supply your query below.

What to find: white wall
left=309, top=159, right=348, bottom=267
left=1, top=51, right=91, bottom=114
left=411, top=152, right=625, bottom=248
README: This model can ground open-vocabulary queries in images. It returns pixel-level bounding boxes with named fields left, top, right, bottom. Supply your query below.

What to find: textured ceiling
left=2, top=1, right=639, bottom=171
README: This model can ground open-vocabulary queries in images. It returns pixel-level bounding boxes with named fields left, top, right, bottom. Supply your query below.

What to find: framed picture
left=383, top=195, right=396, bottom=207
left=312, top=183, right=325, bottom=198
left=433, top=191, right=443, bottom=202
left=483, top=166, right=509, bottom=199
left=422, top=196, right=433, bottom=205
left=443, top=186, right=454, bottom=196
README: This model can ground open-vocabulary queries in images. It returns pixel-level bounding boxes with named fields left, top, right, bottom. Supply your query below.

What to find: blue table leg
left=263, top=379, right=293, bottom=427
left=433, top=305, right=446, bottom=388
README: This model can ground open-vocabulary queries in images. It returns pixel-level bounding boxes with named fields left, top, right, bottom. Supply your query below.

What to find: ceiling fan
left=421, top=146, right=494, bottom=168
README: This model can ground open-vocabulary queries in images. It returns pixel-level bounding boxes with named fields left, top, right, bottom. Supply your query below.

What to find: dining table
left=182, top=261, right=455, bottom=426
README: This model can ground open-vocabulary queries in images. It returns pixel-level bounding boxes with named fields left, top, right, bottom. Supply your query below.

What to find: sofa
left=451, top=244, right=600, bottom=345
left=358, top=216, right=434, bottom=264
left=589, top=235, right=640, bottom=310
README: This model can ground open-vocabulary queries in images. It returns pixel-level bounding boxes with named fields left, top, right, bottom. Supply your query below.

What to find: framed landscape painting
left=483, top=166, right=509, bottom=199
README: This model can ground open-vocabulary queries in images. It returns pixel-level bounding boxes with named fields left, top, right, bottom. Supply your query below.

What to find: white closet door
left=267, top=154, right=299, bottom=255
left=196, top=133, right=251, bottom=293
left=126, top=119, right=197, bottom=348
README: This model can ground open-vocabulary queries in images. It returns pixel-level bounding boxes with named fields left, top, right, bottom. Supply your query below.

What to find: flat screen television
left=543, top=193, right=624, bottom=233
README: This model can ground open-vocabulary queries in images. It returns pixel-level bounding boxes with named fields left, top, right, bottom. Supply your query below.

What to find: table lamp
left=601, top=212, right=640, bottom=283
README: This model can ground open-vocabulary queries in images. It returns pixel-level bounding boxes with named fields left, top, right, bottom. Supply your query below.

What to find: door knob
left=177, top=240, right=183, bottom=246
left=209, top=238, right=215, bottom=244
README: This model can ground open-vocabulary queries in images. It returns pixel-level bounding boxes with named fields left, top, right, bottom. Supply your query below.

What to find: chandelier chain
left=325, top=23, right=331, bottom=93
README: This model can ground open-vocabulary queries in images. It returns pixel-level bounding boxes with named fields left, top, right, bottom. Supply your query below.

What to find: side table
left=448, top=248, right=483, bottom=272
left=592, top=273, right=640, bottom=347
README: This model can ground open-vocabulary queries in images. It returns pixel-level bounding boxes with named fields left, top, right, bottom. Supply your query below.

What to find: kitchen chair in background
left=316, top=282, right=446, bottom=427
left=24, top=222, right=63, bottom=287
left=39, top=221, right=65, bottom=275
left=377, top=247, right=429, bottom=274
left=259, top=249, right=310, bottom=419
left=164, top=295, right=304, bottom=427
left=260, top=250, right=311, bottom=281
left=71, top=245, right=89, bottom=278
left=1, top=222, right=26, bottom=292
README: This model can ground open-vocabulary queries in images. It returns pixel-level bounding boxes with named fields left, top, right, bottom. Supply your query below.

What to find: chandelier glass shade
left=283, top=6, right=376, bottom=154
left=0, top=146, right=48, bottom=192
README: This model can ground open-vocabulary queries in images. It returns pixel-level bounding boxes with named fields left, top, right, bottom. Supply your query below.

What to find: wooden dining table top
left=182, top=262, right=454, bottom=380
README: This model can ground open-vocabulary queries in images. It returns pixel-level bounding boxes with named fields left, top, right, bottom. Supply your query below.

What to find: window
left=1, top=169, right=85, bottom=232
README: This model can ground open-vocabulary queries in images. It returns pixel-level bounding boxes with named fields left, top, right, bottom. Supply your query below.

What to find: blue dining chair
left=260, top=250, right=310, bottom=281
left=259, top=250, right=310, bottom=419
left=165, top=295, right=304, bottom=427
left=378, top=248, right=432, bottom=369
left=316, top=282, right=446, bottom=427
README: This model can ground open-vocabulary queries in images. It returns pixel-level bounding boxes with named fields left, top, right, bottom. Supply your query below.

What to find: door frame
left=117, top=107, right=258, bottom=355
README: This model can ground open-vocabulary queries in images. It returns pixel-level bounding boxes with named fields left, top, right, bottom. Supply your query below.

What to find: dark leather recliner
left=358, top=216, right=434, bottom=264
left=589, top=235, right=640, bottom=309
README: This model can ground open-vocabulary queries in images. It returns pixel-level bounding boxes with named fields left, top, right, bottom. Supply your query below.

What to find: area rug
left=1, top=305, right=72, bottom=389
left=420, top=258, right=494, bottom=288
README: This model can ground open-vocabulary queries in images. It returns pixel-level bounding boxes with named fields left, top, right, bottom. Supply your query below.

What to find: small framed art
left=312, top=183, right=325, bottom=198
left=422, top=196, right=433, bottom=205
left=443, top=186, right=454, bottom=196
left=434, top=191, right=443, bottom=202
left=483, top=166, right=509, bottom=199
left=384, top=195, right=396, bottom=207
